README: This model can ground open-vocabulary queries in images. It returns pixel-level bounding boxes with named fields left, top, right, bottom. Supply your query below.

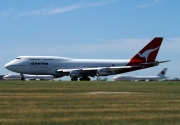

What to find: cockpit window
left=16, top=58, right=21, bottom=59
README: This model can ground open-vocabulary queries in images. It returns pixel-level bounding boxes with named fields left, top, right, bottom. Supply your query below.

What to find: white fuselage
left=113, top=75, right=166, bottom=81
left=3, top=74, right=53, bottom=80
left=5, top=56, right=130, bottom=77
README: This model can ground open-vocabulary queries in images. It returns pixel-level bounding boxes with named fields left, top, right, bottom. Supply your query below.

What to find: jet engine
left=69, top=70, right=82, bottom=78
left=97, top=68, right=110, bottom=76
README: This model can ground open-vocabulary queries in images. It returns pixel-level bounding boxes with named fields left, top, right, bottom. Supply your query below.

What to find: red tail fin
left=128, top=37, right=163, bottom=65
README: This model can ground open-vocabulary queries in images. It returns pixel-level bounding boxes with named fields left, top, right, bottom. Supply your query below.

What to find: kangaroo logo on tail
left=127, top=37, right=163, bottom=66
left=137, top=46, right=160, bottom=63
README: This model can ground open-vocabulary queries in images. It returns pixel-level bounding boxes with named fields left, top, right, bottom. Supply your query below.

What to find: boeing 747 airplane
left=5, top=37, right=170, bottom=81
left=113, top=68, right=168, bottom=81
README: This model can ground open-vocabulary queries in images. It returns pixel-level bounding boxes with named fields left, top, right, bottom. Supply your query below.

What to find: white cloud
left=16, top=0, right=118, bottom=17
left=167, top=37, right=180, bottom=42
left=137, top=0, right=161, bottom=8
left=0, top=8, right=14, bottom=17
left=0, top=38, right=154, bottom=59
left=2, top=37, right=179, bottom=58
left=162, top=37, right=180, bottom=54
left=16, top=8, right=50, bottom=17
left=47, top=3, right=82, bottom=15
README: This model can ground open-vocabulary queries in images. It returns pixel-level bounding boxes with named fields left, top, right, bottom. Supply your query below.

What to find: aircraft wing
left=82, top=66, right=135, bottom=71
left=57, top=66, right=140, bottom=72
left=57, top=69, right=82, bottom=72
left=56, top=65, right=143, bottom=78
left=57, top=60, right=170, bottom=73
left=56, top=60, right=169, bottom=77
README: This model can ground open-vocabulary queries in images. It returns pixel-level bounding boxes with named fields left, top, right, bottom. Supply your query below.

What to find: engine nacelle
left=97, top=68, right=110, bottom=76
left=69, top=70, right=82, bottom=78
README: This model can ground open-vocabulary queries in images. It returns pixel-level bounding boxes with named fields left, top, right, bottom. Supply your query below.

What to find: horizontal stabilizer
left=141, top=60, right=171, bottom=65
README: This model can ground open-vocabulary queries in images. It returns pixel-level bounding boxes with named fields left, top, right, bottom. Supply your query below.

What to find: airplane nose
left=3, top=75, right=6, bottom=78
left=4, top=62, right=11, bottom=70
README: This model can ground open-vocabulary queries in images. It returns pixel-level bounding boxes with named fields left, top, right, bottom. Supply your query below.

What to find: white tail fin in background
left=157, top=68, right=167, bottom=78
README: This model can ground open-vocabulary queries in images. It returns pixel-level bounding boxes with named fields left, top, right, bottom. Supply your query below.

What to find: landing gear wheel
left=79, top=77, right=91, bottom=81
left=71, top=78, right=78, bottom=81
left=21, top=77, right=25, bottom=81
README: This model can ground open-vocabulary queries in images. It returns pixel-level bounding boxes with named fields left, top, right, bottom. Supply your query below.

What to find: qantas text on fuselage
left=5, top=37, right=170, bottom=81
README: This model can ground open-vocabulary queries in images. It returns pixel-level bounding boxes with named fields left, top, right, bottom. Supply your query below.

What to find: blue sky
left=1, top=0, right=180, bottom=80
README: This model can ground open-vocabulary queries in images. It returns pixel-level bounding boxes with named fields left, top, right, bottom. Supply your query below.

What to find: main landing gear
left=79, top=77, right=90, bottom=81
left=71, top=78, right=78, bottom=81
left=71, top=77, right=91, bottom=81
left=20, top=74, right=25, bottom=81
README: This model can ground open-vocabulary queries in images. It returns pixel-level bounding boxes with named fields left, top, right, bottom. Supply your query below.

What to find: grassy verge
left=0, top=81, right=180, bottom=125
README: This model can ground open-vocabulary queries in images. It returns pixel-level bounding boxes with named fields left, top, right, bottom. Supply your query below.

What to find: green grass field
left=0, top=81, right=180, bottom=125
